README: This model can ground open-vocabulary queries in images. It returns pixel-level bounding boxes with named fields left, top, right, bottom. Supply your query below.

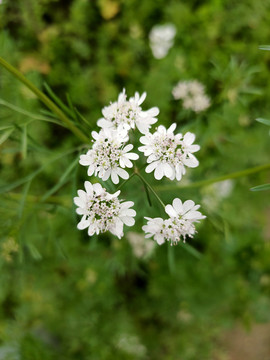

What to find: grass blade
left=0, top=128, right=14, bottom=145
left=250, top=183, right=270, bottom=192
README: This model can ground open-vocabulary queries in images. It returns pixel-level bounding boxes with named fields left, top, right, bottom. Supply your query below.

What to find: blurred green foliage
left=0, top=0, right=270, bottom=359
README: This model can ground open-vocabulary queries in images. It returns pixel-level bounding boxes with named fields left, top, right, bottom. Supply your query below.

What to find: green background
left=0, top=0, right=270, bottom=359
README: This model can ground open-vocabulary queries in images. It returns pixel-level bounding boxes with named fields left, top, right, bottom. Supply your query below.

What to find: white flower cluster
left=74, top=89, right=205, bottom=245
left=79, top=127, right=139, bottom=184
left=143, top=199, right=206, bottom=245
left=97, top=89, right=159, bottom=134
left=74, top=181, right=136, bottom=239
left=149, top=24, right=176, bottom=59
left=139, top=123, right=200, bottom=181
left=172, top=80, right=210, bottom=112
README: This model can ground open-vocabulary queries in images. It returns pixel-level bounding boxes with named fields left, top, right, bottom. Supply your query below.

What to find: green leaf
left=259, top=45, right=270, bottom=51
left=0, top=148, right=78, bottom=194
left=179, top=242, right=202, bottom=259
left=26, top=243, right=42, bottom=260
left=0, top=128, right=14, bottom=145
left=256, top=118, right=270, bottom=127
left=44, top=82, right=74, bottom=118
left=0, top=98, right=64, bottom=127
left=250, top=183, right=270, bottom=191
left=18, top=180, right=32, bottom=218
left=21, top=125, right=27, bottom=159
left=41, top=156, right=79, bottom=202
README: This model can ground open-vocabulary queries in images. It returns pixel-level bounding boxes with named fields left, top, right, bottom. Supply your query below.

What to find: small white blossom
left=127, top=232, right=155, bottom=259
left=79, top=127, right=139, bottom=184
left=172, top=80, right=210, bottom=112
left=74, top=181, right=136, bottom=239
left=97, top=89, right=159, bottom=134
left=139, top=123, right=200, bottom=181
left=149, top=24, right=176, bottom=59
left=143, top=198, right=205, bottom=245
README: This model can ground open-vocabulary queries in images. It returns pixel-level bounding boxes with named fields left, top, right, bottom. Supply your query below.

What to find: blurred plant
left=149, top=23, right=176, bottom=59
left=172, top=79, right=211, bottom=112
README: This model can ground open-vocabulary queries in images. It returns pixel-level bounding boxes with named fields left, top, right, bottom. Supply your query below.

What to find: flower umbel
left=172, top=80, right=210, bottom=112
left=97, top=89, right=159, bottom=134
left=74, top=181, right=136, bottom=239
left=149, top=23, right=176, bottom=59
left=139, top=123, right=200, bottom=181
left=79, top=127, right=139, bottom=184
left=143, top=198, right=206, bottom=245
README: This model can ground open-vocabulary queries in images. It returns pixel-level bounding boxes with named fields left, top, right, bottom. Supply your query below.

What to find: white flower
left=127, top=232, right=155, bottom=259
left=143, top=198, right=206, bottom=245
left=74, top=181, right=136, bottom=239
left=172, top=80, right=210, bottom=112
left=97, top=89, right=159, bottom=134
left=149, top=24, right=176, bottom=59
left=79, top=127, right=139, bottom=184
left=139, top=123, right=200, bottom=181
left=142, top=217, right=166, bottom=245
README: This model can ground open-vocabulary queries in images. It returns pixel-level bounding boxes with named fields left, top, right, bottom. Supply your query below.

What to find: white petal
left=184, top=154, right=199, bottom=168
left=116, top=168, right=129, bottom=179
left=163, top=163, right=173, bottom=178
left=123, top=144, right=133, bottom=153
left=126, top=152, right=139, bottom=160
left=145, top=161, right=158, bottom=173
left=138, top=92, right=147, bottom=105
left=74, top=196, right=85, bottom=208
left=93, top=183, right=103, bottom=195
left=123, top=209, right=136, bottom=217
left=155, top=234, right=165, bottom=245
left=79, top=154, right=91, bottom=166
left=111, top=170, right=119, bottom=184
left=154, top=164, right=164, bottom=180
left=88, top=223, right=96, bottom=236
left=172, top=198, right=183, bottom=213
left=102, top=169, right=111, bottom=181
left=77, top=219, right=90, bottom=230
left=76, top=208, right=85, bottom=215
left=168, top=123, right=177, bottom=133
left=165, top=204, right=177, bottom=217
left=87, top=165, right=95, bottom=176
left=120, top=216, right=135, bottom=226
left=183, top=200, right=195, bottom=213
left=120, top=203, right=134, bottom=212
left=97, top=118, right=112, bottom=128
left=84, top=181, right=93, bottom=196
left=188, top=144, right=200, bottom=153
left=183, top=132, right=195, bottom=146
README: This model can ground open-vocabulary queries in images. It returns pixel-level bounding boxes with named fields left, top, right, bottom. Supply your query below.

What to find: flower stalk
left=0, top=56, right=89, bottom=143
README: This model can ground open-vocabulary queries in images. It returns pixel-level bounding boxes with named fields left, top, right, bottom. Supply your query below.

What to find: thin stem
left=116, top=172, right=136, bottom=190
left=0, top=56, right=89, bottom=143
left=0, top=98, right=64, bottom=126
left=135, top=172, right=165, bottom=208
left=155, top=163, right=270, bottom=192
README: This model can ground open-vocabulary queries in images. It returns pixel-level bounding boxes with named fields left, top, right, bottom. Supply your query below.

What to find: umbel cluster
left=74, top=90, right=205, bottom=245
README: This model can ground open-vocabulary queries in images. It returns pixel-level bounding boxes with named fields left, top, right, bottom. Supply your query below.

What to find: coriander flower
left=172, top=80, right=210, bottom=112
left=97, top=89, right=159, bottom=134
left=143, top=198, right=206, bottom=245
left=74, top=181, right=136, bottom=238
left=139, top=123, right=200, bottom=181
left=79, top=127, right=139, bottom=184
left=149, top=24, right=176, bottom=59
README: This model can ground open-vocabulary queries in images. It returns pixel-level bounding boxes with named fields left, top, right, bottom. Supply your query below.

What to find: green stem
left=116, top=172, right=136, bottom=190
left=0, top=56, right=89, bottom=143
left=155, top=163, right=270, bottom=192
left=135, top=172, right=165, bottom=208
